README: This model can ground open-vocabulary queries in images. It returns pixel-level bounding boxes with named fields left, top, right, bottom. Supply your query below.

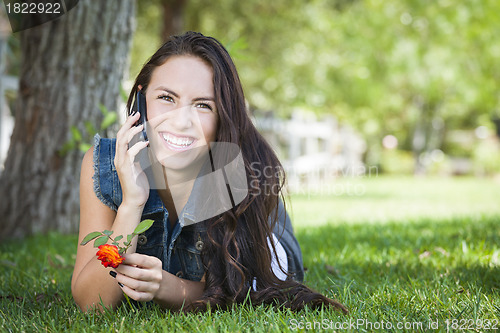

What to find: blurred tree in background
left=0, top=0, right=135, bottom=239
left=130, top=0, right=186, bottom=80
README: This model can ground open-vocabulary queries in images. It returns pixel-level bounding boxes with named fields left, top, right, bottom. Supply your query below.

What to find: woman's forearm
left=153, top=271, right=206, bottom=310
left=72, top=203, right=144, bottom=311
left=72, top=257, right=125, bottom=311
left=107, top=203, right=145, bottom=255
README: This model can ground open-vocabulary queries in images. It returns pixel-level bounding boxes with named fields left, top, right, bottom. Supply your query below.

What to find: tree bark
left=411, top=96, right=443, bottom=175
left=161, top=0, right=187, bottom=41
left=0, top=0, right=135, bottom=239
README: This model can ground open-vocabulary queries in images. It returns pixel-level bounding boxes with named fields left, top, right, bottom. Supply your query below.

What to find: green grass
left=1, top=176, right=500, bottom=332
left=289, top=175, right=500, bottom=226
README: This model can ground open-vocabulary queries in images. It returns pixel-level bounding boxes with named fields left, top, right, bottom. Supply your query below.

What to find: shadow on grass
left=297, top=214, right=500, bottom=295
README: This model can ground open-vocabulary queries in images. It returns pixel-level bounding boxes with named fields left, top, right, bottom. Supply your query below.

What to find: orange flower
left=96, top=244, right=124, bottom=268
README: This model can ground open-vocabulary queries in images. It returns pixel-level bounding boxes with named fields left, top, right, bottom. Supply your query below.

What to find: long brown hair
left=127, top=31, right=347, bottom=313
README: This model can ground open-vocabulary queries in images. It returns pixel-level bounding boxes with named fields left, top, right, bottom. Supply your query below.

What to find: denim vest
left=92, top=134, right=304, bottom=282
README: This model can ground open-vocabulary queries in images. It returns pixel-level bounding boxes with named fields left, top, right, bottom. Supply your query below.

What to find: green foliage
left=79, top=219, right=154, bottom=255
left=79, top=232, right=102, bottom=246
left=58, top=104, right=119, bottom=157
left=133, top=219, right=154, bottom=235
left=472, top=139, right=500, bottom=175
left=158, top=0, right=500, bottom=161
left=99, top=105, right=118, bottom=131
left=380, top=149, right=415, bottom=174
left=102, top=230, right=113, bottom=237
left=93, top=236, right=108, bottom=247
left=129, top=0, right=163, bottom=79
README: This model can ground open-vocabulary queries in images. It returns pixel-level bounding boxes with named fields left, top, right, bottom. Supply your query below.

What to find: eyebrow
left=154, top=86, right=215, bottom=102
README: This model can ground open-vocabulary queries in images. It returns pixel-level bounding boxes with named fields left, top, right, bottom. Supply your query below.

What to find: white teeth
left=162, top=133, right=194, bottom=147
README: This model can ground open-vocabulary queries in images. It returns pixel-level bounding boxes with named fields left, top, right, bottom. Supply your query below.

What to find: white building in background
left=0, top=6, right=11, bottom=172
left=0, top=66, right=16, bottom=172
left=253, top=110, right=367, bottom=192
left=0, top=92, right=14, bottom=171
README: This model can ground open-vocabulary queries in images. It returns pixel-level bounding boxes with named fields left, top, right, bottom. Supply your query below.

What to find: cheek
left=201, top=115, right=218, bottom=141
left=146, top=103, right=166, bottom=120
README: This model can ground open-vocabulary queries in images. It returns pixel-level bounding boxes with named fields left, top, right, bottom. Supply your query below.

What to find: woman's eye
left=158, top=95, right=174, bottom=102
left=196, top=103, right=213, bottom=111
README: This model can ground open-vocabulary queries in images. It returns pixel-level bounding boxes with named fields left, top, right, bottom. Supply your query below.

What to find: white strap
left=252, top=234, right=288, bottom=290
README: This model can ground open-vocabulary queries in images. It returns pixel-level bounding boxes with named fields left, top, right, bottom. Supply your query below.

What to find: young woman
left=71, top=31, right=347, bottom=313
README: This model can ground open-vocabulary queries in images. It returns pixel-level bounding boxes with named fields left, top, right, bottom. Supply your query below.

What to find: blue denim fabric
left=92, top=134, right=304, bottom=282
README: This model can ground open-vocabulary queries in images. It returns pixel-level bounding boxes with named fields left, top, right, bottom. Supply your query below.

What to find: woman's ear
left=138, top=84, right=143, bottom=91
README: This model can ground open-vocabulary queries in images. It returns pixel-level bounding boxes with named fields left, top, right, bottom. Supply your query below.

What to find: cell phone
left=131, top=90, right=148, bottom=141
left=129, top=90, right=150, bottom=168
left=129, top=90, right=165, bottom=189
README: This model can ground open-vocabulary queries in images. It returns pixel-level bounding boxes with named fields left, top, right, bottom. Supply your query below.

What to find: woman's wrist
left=152, top=270, right=205, bottom=310
left=115, top=201, right=146, bottom=231
left=119, top=199, right=147, bottom=212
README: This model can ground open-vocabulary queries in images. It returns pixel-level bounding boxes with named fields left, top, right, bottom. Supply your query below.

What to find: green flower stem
left=103, top=233, right=132, bottom=254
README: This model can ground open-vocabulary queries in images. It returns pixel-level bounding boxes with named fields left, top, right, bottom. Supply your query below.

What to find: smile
left=160, top=132, right=196, bottom=151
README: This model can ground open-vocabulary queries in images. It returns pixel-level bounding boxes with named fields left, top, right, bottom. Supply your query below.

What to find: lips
left=160, top=132, right=197, bottom=151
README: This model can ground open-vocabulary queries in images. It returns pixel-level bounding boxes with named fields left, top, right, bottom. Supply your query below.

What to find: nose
left=171, top=105, right=193, bottom=130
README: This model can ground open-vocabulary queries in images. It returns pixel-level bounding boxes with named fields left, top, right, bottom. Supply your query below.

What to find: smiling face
left=144, top=55, right=218, bottom=171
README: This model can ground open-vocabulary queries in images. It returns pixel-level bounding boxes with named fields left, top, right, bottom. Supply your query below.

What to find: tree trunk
left=411, top=96, right=443, bottom=175
left=161, top=0, right=187, bottom=41
left=0, top=0, right=135, bottom=239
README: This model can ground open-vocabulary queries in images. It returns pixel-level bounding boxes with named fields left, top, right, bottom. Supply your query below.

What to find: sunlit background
left=0, top=2, right=499, bottom=329
left=132, top=0, right=500, bottom=183
left=129, top=0, right=500, bottom=226
left=1, top=0, right=499, bottom=224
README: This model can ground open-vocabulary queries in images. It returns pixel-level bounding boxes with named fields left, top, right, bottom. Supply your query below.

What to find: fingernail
left=109, top=271, right=117, bottom=278
left=118, top=282, right=124, bottom=288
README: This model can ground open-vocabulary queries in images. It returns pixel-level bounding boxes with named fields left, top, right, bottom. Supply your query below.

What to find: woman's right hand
left=114, top=112, right=150, bottom=208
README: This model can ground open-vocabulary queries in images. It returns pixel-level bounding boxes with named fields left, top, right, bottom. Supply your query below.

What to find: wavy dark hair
left=126, top=31, right=347, bottom=313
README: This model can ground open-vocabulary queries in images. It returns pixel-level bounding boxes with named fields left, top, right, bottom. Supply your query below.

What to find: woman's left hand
left=113, top=253, right=163, bottom=302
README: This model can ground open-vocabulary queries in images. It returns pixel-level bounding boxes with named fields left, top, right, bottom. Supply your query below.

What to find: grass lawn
left=1, top=176, right=499, bottom=332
